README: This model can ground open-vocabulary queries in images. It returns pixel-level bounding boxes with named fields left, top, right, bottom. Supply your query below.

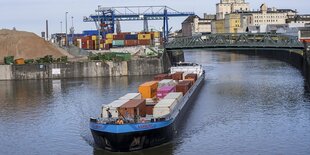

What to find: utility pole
left=46, top=20, right=49, bottom=41
left=71, top=16, right=74, bottom=45
left=60, top=21, right=62, bottom=33
left=65, top=11, right=68, bottom=46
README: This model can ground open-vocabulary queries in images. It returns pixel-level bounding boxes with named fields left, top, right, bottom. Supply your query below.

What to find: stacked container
left=153, top=99, right=178, bottom=118
left=176, top=81, right=191, bottom=95
left=185, top=73, right=198, bottom=81
left=154, top=74, right=172, bottom=81
left=172, top=72, right=183, bottom=81
left=156, top=86, right=176, bottom=99
left=164, top=92, right=183, bottom=102
left=138, top=81, right=158, bottom=98
left=138, top=33, right=151, bottom=45
left=102, top=99, right=129, bottom=118
left=158, top=79, right=175, bottom=88
left=119, top=93, right=142, bottom=100
left=118, top=99, right=146, bottom=118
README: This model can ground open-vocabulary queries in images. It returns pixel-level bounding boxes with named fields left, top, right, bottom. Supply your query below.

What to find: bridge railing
left=165, top=33, right=304, bottom=49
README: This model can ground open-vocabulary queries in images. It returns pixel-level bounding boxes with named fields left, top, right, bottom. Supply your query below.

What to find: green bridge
left=165, top=33, right=304, bottom=50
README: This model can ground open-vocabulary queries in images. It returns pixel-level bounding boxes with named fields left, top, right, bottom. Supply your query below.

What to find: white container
left=158, top=79, right=175, bottom=88
left=164, top=92, right=183, bottom=102
left=119, top=93, right=141, bottom=100
left=153, top=99, right=177, bottom=117
left=146, top=98, right=157, bottom=106
left=102, top=99, right=129, bottom=118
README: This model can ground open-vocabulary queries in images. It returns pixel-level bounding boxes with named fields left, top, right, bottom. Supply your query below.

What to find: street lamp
left=60, top=21, right=62, bottom=33
left=65, top=11, right=68, bottom=47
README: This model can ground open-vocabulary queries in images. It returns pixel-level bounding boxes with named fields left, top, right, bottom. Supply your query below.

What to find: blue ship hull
left=90, top=71, right=205, bottom=152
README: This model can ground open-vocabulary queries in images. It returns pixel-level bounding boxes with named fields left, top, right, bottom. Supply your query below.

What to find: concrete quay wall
left=0, top=56, right=168, bottom=80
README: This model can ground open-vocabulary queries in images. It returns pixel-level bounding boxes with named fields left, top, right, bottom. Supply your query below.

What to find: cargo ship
left=90, top=62, right=205, bottom=152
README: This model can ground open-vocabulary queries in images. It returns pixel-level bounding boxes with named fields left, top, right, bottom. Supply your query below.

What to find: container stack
left=118, top=99, right=147, bottom=118
left=138, top=33, right=151, bottom=46
left=156, top=86, right=176, bottom=99
left=158, top=79, right=175, bottom=88
left=102, top=99, right=129, bottom=118
left=153, top=74, right=172, bottom=81
left=176, top=81, right=192, bottom=95
left=119, top=93, right=142, bottom=100
left=138, top=81, right=158, bottom=98
left=73, top=31, right=162, bottom=50
left=125, top=34, right=138, bottom=46
left=153, top=99, right=178, bottom=118
left=172, top=72, right=183, bottom=81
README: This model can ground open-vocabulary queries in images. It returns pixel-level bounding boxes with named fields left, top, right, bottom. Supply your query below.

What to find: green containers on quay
left=4, top=56, right=14, bottom=65
left=88, top=52, right=131, bottom=61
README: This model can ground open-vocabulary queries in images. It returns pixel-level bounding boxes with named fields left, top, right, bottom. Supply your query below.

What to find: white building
left=216, top=0, right=250, bottom=20
left=182, top=15, right=215, bottom=37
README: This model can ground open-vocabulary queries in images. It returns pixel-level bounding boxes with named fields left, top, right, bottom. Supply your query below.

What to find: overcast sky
left=0, top=0, right=309, bottom=36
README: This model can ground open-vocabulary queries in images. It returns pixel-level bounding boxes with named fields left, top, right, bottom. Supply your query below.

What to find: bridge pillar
left=166, top=50, right=184, bottom=65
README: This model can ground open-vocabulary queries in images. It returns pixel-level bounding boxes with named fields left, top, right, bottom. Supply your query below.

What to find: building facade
left=182, top=15, right=214, bottom=36
left=216, top=0, right=250, bottom=20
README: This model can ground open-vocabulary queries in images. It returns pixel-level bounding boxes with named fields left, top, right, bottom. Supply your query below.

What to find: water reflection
left=1, top=50, right=310, bottom=155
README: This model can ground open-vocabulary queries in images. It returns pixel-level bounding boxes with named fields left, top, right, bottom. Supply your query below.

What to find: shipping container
left=146, top=105, right=154, bottom=115
left=105, top=39, right=113, bottom=44
left=138, top=34, right=151, bottom=40
left=138, top=81, right=158, bottom=98
left=158, top=79, right=175, bottom=88
left=106, top=33, right=113, bottom=39
left=125, top=40, right=138, bottom=46
left=15, top=58, right=25, bottom=65
left=102, top=99, right=129, bottom=118
left=154, top=32, right=161, bottom=38
left=172, top=72, right=183, bottom=80
left=183, top=79, right=195, bottom=86
left=113, top=34, right=126, bottom=40
left=164, top=92, right=183, bottom=102
left=154, top=74, right=171, bottom=81
left=119, top=93, right=142, bottom=100
left=176, top=81, right=191, bottom=95
left=118, top=99, right=147, bottom=118
left=137, top=39, right=151, bottom=45
left=153, top=99, right=178, bottom=118
left=104, top=43, right=112, bottom=50
left=112, top=40, right=125, bottom=47
left=156, top=86, right=176, bottom=99
left=4, top=56, right=14, bottom=65
left=185, top=73, right=198, bottom=81
left=125, top=34, right=138, bottom=40
left=92, top=35, right=97, bottom=41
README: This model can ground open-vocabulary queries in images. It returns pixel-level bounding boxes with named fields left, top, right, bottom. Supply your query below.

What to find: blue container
left=125, top=34, right=138, bottom=40
left=83, top=30, right=98, bottom=36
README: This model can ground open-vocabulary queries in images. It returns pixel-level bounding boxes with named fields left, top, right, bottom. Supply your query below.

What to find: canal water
left=1, top=50, right=310, bottom=155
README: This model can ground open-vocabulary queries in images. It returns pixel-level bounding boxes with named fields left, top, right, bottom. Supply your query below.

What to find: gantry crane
left=83, top=6, right=195, bottom=41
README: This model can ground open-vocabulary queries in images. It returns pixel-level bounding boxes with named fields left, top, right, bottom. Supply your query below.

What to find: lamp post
left=71, top=16, right=74, bottom=45
left=60, top=21, right=62, bottom=33
left=65, top=11, right=68, bottom=46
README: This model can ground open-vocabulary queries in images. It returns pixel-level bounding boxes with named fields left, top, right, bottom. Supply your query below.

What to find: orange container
left=138, top=81, right=158, bottom=98
left=15, top=58, right=25, bottom=65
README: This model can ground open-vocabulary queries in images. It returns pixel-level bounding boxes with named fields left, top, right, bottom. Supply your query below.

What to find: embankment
left=0, top=55, right=170, bottom=80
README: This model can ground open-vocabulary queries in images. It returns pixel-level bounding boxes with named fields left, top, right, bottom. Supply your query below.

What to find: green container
left=115, top=53, right=131, bottom=61
left=112, top=40, right=125, bottom=47
left=25, top=59, right=34, bottom=64
left=4, top=56, right=14, bottom=65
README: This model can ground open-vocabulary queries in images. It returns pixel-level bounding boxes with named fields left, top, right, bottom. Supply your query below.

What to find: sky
left=0, top=0, right=309, bottom=36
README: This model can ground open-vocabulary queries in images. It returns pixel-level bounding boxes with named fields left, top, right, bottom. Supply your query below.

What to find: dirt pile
left=0, top=29, right=73, bottom=63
